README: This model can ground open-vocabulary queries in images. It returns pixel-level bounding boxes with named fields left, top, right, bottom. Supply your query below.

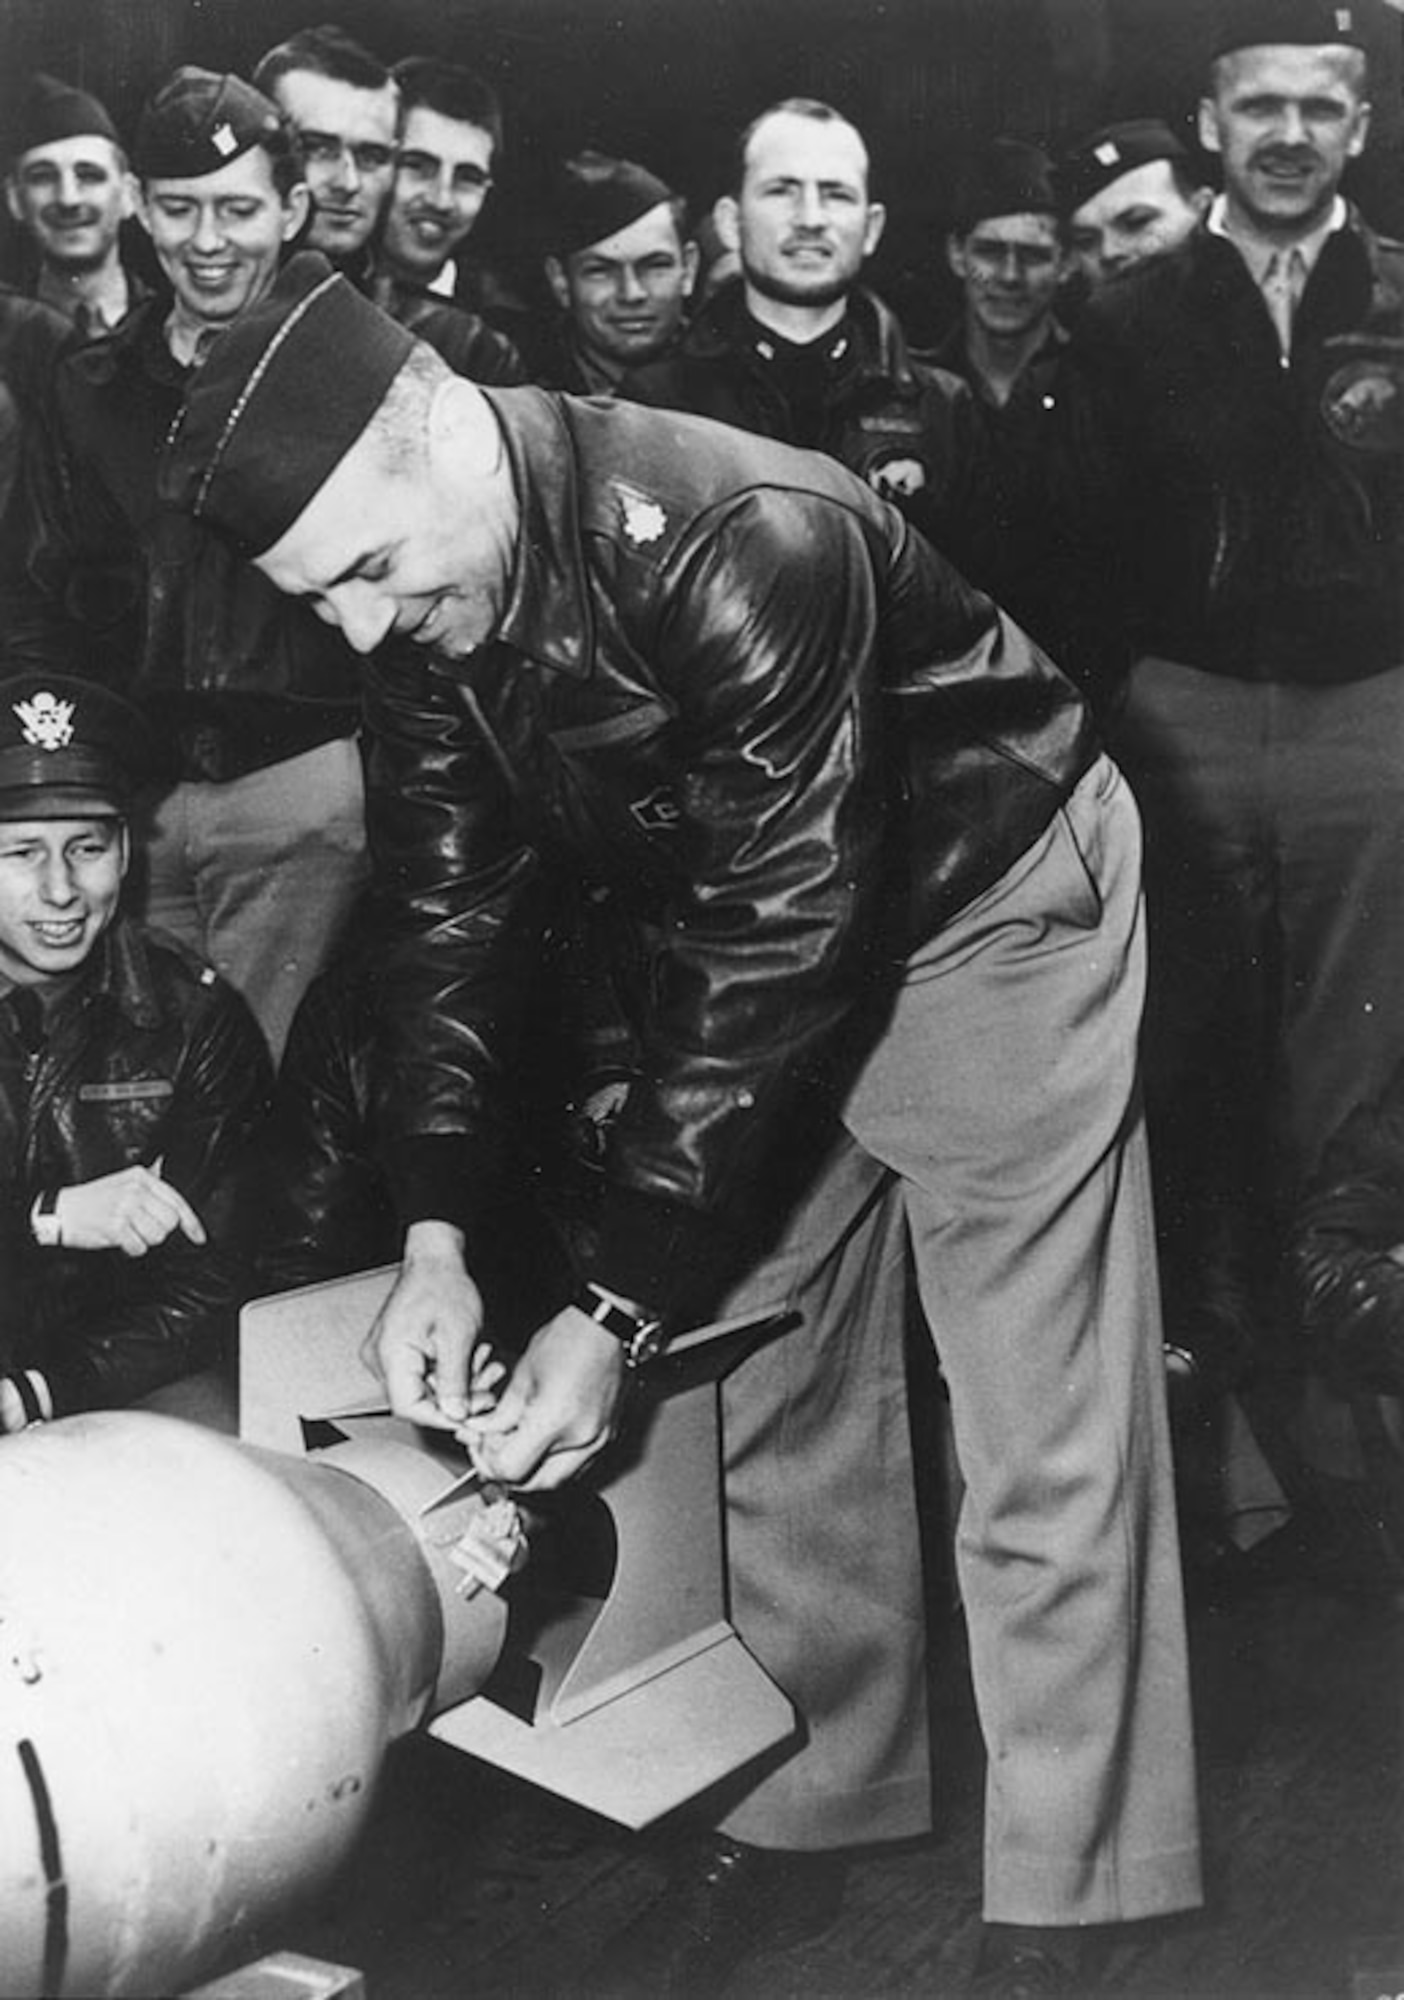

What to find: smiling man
left=1056, top=0, right=1404, bottom=1448
left=368, top=55, right=524, bottom=386
left=5, top=68, right=368, bottom=1061
left=525, top=150, right=698, bottom=392
left=0, top=673, right=269, bottom=1436
left=253, top=24, right=398, bottom=276
left=161, top=250, right=1202, bottom=1995
left=624, top=98, right=982, bottom=552
left=5, top=72, right=139, bottom=334
left=379, top=57, right=499, bottom=296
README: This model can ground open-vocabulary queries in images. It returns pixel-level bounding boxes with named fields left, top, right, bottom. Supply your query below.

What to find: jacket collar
left=84, top=919, right=169, bottom=1030
left=682, top=279, right=922, bottom=391
left=475, top=387, right=596, bottom=680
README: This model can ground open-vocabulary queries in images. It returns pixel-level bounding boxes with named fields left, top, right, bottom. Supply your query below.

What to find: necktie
left=1262, top=247, right=1307, bottom=360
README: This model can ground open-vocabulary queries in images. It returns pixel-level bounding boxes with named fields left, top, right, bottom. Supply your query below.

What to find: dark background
left=3, top=0, right=1401, bottom=338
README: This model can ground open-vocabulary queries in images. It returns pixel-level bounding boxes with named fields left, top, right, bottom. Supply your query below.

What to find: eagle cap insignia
left=15, top=691, right=76, bottom=751
left=620, top=491, right=667, bottom=545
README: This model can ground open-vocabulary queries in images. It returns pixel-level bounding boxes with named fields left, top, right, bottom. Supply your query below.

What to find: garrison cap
left=949, top=138, right=1058, bottom=234
left=1210, top=0, right=1366, bottom=60
left=0, top=676, right=157, bottom=818
left=160, top=251, right=417, bottom=556
left=132, top=66, right=284, bottom=181
left=11, top=73, right=121, bottom=158
left=548, top=150, right=679, bottom=257
left=1057, top=119, right=1192, bottom=216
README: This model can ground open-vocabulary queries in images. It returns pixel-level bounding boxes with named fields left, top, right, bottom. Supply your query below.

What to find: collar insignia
left=15, top=691, right=76, bottom=751
left=620, top=491, right=667, bottom=546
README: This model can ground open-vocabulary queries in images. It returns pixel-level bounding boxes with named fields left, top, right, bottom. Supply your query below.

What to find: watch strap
left=574, top=1284, right=665, bottom=1368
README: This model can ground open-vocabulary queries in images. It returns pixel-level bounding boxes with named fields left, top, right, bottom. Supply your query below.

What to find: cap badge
left=15, top=691, right=76, bottom=752
left=211, top=120, right=238, bottom=158
left=1335, top=8, right=1353, bottom=30
left=1094, top=140, right=1121, bottom=166
left=620, top=491, right=667, bottom=546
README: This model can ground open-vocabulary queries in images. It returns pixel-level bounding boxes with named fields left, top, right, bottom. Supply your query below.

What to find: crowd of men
left=0, top=1, right=1401, bottom=1993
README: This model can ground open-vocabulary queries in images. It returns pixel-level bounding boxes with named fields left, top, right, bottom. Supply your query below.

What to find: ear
left=118, top=169, right=138, bottom=223
left=1197, top=96, right=1223, bottom=157
left=281, top=183, right=311, bottom=243
left=862, top=200, right=887, bottom=260
left=5, top=177, right=24, bottom=226
left=713, top=193, right=741, bottom=256
left=544, top=254, right=571, bottom=311
left=680, top=237, right=701, bottom=298
left=133, top=184, right=154, bottom=238
left=116, top=822, right=132, bottom=881
left=1348, top=98, right=1372, bottom=160
left=946, top=232, right=970, bottom=282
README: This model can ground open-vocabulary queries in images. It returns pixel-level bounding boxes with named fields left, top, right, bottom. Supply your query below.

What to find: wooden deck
left=244, top=1556, right=1403, bottom=1999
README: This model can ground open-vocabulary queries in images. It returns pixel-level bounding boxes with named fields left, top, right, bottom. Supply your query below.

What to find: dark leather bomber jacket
left=370, top=388, right=1097, bottom=1319
left=1057, top=212, right=1404, bottom=685
left=0, top=920, right=272, bottom=1414
left=6, top=297, right=362, bottom=775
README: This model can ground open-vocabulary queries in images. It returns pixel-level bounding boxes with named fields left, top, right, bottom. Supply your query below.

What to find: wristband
left=30, top=1188, right=61, bottom=1249
left=0, top=1369, right=53, bottom=1432
left=573, top=1283, right=666, bottom=1369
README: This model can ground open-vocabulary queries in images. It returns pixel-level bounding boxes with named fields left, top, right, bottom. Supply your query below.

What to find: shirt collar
left=474, top=387, right=594, bottom=679
left=1207, top=192, right=1348, bottom=287
left=36, top=262, right=130, bottom=332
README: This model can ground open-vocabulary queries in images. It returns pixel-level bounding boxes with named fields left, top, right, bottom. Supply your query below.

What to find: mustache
left=1251, top=145, right=1321, bottom=169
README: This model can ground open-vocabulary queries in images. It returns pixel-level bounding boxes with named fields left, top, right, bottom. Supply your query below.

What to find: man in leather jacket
left=162, top=251, right=1201, bottom=1995
left=1055, top=0, right=1404, bottom=1424
left=0, top=674, right=270, bottom=1438
left=523, top=151, right=698, bottom=394
left=5, top=66, right=369, bottom=1061
left=624, top=98, right=985, bottom=567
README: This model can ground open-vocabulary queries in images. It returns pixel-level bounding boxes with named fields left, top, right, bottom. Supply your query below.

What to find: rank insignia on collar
left=619, top=490, right=667, bottom=546
left=15, top=691, right=76, bottom=751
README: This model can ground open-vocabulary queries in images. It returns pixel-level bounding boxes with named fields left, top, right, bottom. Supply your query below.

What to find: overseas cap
left=132, top=65, right=285, bottom=181
left=1057, top=118, right=1191, bottom=216
left=949, top=138, right=1058, bottom=234
left=1211, top=0, right=1365, bottom=60
left=160, top=251, right=418, bottom=556
left=0, top=675, right=157, bottom=818
left=12, top=73, right=121, bottom=157
left=549, top=150, right=678, bottom=257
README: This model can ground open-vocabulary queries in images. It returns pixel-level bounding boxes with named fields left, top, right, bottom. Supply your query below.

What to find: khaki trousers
left=713, top=756, right=1202, bottom=1924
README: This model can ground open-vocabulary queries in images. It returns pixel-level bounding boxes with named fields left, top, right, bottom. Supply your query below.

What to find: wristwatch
left=30, top=1188, right=61, bottom=1249
left=574, top=1283, right=666, bottom=1369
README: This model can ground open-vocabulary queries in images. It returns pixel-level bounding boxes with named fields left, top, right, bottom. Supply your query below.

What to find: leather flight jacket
left=1060, top=212, right=1404, bottom=685
left=6, top=298, right=362, bottom=767
left=0, top=921, right=272, bottom=1414
left=367, top=387, right=1098, bottom=1318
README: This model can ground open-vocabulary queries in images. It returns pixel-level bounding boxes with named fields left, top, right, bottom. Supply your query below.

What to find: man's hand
left=463, top=1305, right=627, bottom=1490
left=366, top=1221, right=486, bottom=1431
left=56, top=1163, right=206, bottom=1257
